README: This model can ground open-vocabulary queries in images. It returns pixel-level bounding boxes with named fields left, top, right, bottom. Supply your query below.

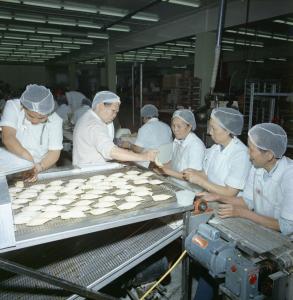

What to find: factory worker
left=0, top=84, right=63, bottom=181
left=73, top=91, right=158, bottom=167
left=156, top=109, right=205, bottom=190
left=200, top=123, right=293, bottom=235
left=71, top=98, right=91, bottom=125
left=183, top=107, right=251, bottom=196
left=56, top=96, right=71, bottom=123
left=65, top=90, right=86, bottom=114
left=121, top=104, right=172, bottom=153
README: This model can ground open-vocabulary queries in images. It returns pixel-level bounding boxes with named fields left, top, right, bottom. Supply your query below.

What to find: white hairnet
left=141, top=104, right=158, bottom=118
left=248, top=123, right=287, bottom=158
left=92, top=91, right=120, bottom=109
left=211, top=107, right=243, bottom=136
left=172, top=109, right=196, bottom=130
left=20, top=84, right=54, bottom=115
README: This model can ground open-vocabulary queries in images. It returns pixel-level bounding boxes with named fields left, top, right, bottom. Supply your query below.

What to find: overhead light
left=48, top=17, right=76, bottom=26
left=73, top=38, right=93, bottom=45
left=0, top=10, right=12, bottom=20
left=43, top=42, right=61, bottom=48
left=23, top=0, right=61, bottom=9
left=37, top=27, right=61, bottom=35
left=87, top=32, right=109, bottom=39
left=29, top=34, right=50, bottom=42
left=5, top=33, right=27, bottom=40
left=268, top=57, right=287, bottom=61
left=155, top=46, right=168, bottom=51
left=0, top=0, right=20, bottom=3
left=222, top=46, right=234, bottom=51
left=177, top=53, right=189, bottom=56
left=162, top=0, right=200, bottom=8
left=63, top=1, right=98, bottom=13
left=63, top=44, right=80, bottom=49
left=1, top=40, right=21, bottom=45
left=176, top=41, right=192, bottom=47
left=107, top=25, right=130, bottom=32
left=8, top=25, right=35, bottom=33
left=77, top=21, right=102, bottom=29
left=54, top=49, right=70, bottom=53
left=246, top=59, right=264, bottom=63
left=131, top=12, right=159, bottom=22
left=274, top=19, right=293, bottom=26
left=52, top=37, right=72, bottom=43
left=99, top=6, right=128, bottom=17
left=14, top=13, right=46, bottom=23
left=273, top=34, right=287, bottom=41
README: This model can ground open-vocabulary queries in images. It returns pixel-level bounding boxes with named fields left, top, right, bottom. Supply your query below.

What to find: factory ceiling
left=0, top=0, right=292, bottom=65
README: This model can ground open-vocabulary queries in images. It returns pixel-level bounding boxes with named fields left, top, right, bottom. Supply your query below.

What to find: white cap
left=92, top=91, right=120, bottom=109
left=211, top=107, right=243, bottom=136
left=172, top=109, right=196, bottom=131
left=248, top=123, right=287, bottom=158
left=141, top=104, right=158, bottom=118
left=20, top=84, right=54, bottom=115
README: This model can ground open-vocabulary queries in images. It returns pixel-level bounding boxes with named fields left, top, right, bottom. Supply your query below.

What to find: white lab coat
left=65, top=91, right=86, bottom=113
left=0, top=99, right=63, bottom=163
left=203, top=137, right=251, bottom=190
left=170, top=132, right=206, bottom=191
left=242, top=156, right=293, bottom=221
left=135, top=118, right=172, bottom=149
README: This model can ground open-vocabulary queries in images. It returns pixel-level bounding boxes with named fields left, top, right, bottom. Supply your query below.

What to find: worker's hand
left=197, top=192, right=220, bottom=202
left=22, top=168, right=37, bottom=183
left=144, top=149, right=159, bottom=162
left=218, top=204, right=241, bottom=218
left=182, top=169, right=206, bottom=186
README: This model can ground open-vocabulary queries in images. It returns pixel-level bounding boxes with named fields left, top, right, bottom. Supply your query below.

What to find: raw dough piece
left=12, top=204, right=23, bottom=210
left=73, top=200, right=93, bottom=206
left=149, top=179, right=164, bottom=185
left=125, top=195, right=143, bottom=202
left=152, top=194, right=172, bottom=201
left=15, top=181, right=24, bottom=188
left=69, top=178, right=86, bottom=183
left=134, top=190, right=152, bottom=197
left=81, top=193, right=99, bottom=200
left=26, top=217, right=50, bottom=226
left=13, top=198, right=31, bottom=204
left=90, top=208, right=113, bottom=215
left=70, top=205, right=91, bottom=212
left=140, top=171, right=155, bottom=177
left=61, top=210, right=86, bottom=220
left=39, top=211, right=60, bottom=219
left=22, top=205, right=43, bottom=212
left=14, top=211, right=39, bottom=225
left=42, top=205, right=65, bottom=212
left=126, top=170, right=140, bottom=175
left=55, top=198, right=74, bottom=205
left=30, top=199, right=51, bottom=206
left=46, top=185, right=63, bottom=192
left=114, top=189, right=129, bottom=196
left=99, top=195, right=119, bottom=202
left=117, top=202, right=140, bottom=210
left=93, top=202, right=115, bottom=208
left=9, top=187, right=23, bottom=193
left=133, top=179, right=149, bottom=185
left=90, top=175, right=107, bottom=180
left=38, top=194, right=57, bottom=200
left=29, top=184, right=46, bottom=191
left=18, top=191, right=38, bottom=198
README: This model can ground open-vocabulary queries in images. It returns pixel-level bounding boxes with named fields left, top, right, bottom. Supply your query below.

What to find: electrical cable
left=139, top=250, right=187, bottom=300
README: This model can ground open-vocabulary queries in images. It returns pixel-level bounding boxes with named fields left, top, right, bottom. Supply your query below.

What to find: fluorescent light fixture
left=8, top=25, right=35, bottom=33
left=273, top=34, right=287, bottom=41
left=37, top=27, right=61, bottom=35
left=0, top=10, right=12, bottom=19
left=15, top=13, right=46, bottom=23
left=131, top=12, right=159, bottom=22
left=23, top=0, right=61, bottom=9
left=62, top=44, right=80, bottom=49
left=107, top=25, right=130, bottom=32
left=155, top=46, right=168, bottom=51
left=177, top=53, right=189, bottom=56
left=43, top=43, right=61, bottom=48
left=73, top=38, right=93, bottom=45
left=52, top=37, right=72, bottom=43
left=99, top=6, right=128, bottom=17
left=0, top=46, right=17, bottom=50
left=176, top=41, right=192, bottom=47
left=246, top=59, right=264, bottom=63
left=274, top=19, right=293, bottom=26
left=63, top=1, right=98, bottom=13
left=48, top=17, right=76, bottom=26
left=184, top=49, right=195, bottom=53
left=1, top=40, right=21, bottom=45
left=222, top=46, right=234, bottom=51
left=54, top=49, right=70, bottom=53
left=77, top=21, right=101, bottom=29
left=0, top=24, right=6, bottom=30
left=162, top=0, right=200, bottom=8
left=268, top=57, right=287, bottom=61
left=29, top=34, right=50, bottom=42
left=4, top=33, right=27, bottom=40
left=87, top=32, right=109, bottom=39
left=0, top=0, right=20, bottom=3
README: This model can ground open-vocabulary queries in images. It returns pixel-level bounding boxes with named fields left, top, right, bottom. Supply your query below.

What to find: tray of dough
left=5, top=166, right=189, bottom=252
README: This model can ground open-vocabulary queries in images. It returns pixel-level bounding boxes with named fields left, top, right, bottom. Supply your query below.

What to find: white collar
left=174, top=132, right=193, bottom=147
left=147, top=117, right=159, bottom=123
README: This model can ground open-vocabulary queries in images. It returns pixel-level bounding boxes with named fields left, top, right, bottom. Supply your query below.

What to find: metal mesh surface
left=10, top=166, right=181, bottom=240
left=0, top=220, right=176, bottom=299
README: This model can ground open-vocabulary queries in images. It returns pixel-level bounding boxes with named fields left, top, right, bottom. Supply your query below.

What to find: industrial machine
left=185, top=202, right=293, bottom=300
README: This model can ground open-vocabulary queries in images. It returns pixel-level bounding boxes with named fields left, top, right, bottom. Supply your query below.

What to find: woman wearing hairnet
left=156, top=109, right=206, bottom=190
left=183, top=107, right=251, bottom=196
left=0, top=84, right=63, bottom=181
left=73, top=91, right=158, bottom=166
left=199, top=123, right=293, bottom=235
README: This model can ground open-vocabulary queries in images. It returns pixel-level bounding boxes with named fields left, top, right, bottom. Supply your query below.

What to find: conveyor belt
left=0, top=219, right=180, bottom=299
